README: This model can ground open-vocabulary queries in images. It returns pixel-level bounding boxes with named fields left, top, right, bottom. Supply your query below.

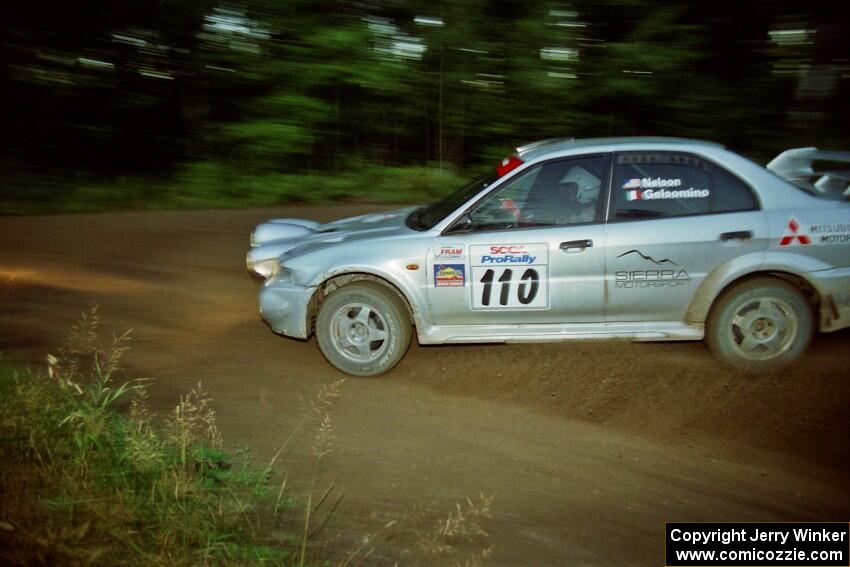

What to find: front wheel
left=705, top=277, right=814, bottom=371
left=315, top=282, right=412, bottom=376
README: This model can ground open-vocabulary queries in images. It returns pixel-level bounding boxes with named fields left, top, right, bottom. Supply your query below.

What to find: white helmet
left=560, top=166, right=600, bottom=204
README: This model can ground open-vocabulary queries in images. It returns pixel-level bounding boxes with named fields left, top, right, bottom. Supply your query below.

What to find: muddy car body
left=248, top=137, right=850, bottom=375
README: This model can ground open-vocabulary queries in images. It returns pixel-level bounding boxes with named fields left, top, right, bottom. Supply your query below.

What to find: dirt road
left=2, top=206, right=849, bottom=566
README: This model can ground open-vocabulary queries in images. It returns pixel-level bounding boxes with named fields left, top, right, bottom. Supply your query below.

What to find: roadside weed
left=0, top=309, right=495, bottom=566
left=0, top=309, right=294, bottom=565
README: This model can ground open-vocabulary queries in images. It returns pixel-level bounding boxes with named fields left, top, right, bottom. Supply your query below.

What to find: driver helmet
left=559, top=166, right=600, bottom=205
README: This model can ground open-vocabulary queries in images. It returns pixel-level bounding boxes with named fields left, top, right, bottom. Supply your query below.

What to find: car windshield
left=406, top=171, right=499, bottom=231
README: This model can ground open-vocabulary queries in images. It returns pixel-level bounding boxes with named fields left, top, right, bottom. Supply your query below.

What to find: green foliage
left=0, top=310, right=299, bottom=565
left=221, top=121, right=317, bottom=167
left=0, top=161, right=466, bottom=213
left=1, top=1, right=848, bottom=212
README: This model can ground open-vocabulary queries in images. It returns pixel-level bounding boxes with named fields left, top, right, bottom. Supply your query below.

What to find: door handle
left=719, top=230, right=753, bottom=241
left=560, top=239, right=593, bottom=251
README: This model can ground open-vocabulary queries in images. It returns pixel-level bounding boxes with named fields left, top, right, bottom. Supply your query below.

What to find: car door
left=427, top=154, right=611, bottom=326
left=604, top=151, right=769, bottom=322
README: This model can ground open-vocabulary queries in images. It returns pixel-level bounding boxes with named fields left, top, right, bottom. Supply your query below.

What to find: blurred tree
left=0, top=0, right=847, bottom=206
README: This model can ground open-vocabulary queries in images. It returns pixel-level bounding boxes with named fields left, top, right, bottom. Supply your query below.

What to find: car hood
left=248, top=206, right=418, bottom=265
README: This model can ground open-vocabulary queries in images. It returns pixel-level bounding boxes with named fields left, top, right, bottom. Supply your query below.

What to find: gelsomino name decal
left=622, top=177, right=710, bottom=201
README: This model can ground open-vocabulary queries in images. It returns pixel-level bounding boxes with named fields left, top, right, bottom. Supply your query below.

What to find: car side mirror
left=445, top=212, right=473, bottom=234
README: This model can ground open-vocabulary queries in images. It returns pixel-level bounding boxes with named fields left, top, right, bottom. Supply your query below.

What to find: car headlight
left=269, top=267, right=295, bottom=285
left=252, top=258, right=281, bottom=279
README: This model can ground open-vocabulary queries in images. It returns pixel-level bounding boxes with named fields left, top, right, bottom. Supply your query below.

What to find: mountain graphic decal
left=616, top=249, right=679, bottom=266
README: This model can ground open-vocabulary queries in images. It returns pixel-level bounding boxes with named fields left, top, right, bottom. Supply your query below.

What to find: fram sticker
left=434, top=264, right=465, bottom=287
left=434, top=244, right=464, bottom=259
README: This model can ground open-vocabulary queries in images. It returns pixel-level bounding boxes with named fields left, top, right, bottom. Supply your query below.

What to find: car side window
left=612, top=152, right=758, bottom=220
left=711, top=164, right=759, bottom=212
left=469, top=155, right=610, bottom=231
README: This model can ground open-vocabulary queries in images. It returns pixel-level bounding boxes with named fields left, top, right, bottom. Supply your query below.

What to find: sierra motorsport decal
left=622, top=177, right=710, bottom=201
left=434, top=264, right=465, bottom=287
left=469, top=244, right=549, bottom=309
left=615, top=249, right=691, bottom=289
left=779, top=217, right=850, bottom=246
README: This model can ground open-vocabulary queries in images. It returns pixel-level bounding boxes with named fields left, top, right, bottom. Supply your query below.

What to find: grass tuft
left=403, top=494, right=497, bottom=565
left=1, top=309, right=494, bottom=566
left=0, top=308, right=304, bottom=565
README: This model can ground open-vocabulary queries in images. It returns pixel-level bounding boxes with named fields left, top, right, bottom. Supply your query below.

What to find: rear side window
left=712, top=165, right=760, bottom=212
left=611, top=152, right=758, bottom=220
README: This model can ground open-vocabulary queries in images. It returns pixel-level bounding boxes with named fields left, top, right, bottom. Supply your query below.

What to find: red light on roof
left=496, top=155, right=524, bottom=177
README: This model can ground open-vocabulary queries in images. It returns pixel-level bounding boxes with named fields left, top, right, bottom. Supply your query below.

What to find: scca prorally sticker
left=434, top=244, right=464, bottom=259
left=469, top=244, right=549, bottom=309
left=434, top=264, right=465, bottom=287
left=473, top=244, right=545, bottom=265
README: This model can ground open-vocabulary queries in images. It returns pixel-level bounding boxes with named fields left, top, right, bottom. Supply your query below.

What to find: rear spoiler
left=767, top=147, right=850, bottom=197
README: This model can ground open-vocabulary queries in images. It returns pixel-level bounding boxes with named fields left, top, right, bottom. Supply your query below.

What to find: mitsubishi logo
left=779, top=217, right=810, bottom=246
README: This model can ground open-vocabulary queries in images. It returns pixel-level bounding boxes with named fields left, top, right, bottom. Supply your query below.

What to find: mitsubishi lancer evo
left=247, top=137, right=850, bottom=376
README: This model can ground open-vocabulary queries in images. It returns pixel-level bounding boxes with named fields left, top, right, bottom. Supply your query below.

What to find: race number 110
left=471, top=266, right=548, bottom=309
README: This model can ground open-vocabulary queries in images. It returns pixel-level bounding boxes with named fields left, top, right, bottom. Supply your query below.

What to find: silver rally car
left=247, top=137, right=850, bottom=376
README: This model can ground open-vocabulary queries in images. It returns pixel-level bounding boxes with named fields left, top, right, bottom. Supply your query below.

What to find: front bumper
left=259, top=281, right=316, bottom=339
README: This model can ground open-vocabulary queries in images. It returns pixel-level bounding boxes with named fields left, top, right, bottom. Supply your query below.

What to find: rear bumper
left=259, top=281, right=315, bottom=339
left=809, top=266, right=850, bottom=332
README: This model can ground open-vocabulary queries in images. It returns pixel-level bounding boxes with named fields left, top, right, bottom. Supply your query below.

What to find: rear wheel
left=315, top=282, right=412, bottom=376
left=706, top=277, right=813, bottom=371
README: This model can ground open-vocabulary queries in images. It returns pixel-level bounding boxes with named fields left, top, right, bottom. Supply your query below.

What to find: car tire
left=315, top=282, right=412, bottom=376
left=705, top=277, right=814, bottom=371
